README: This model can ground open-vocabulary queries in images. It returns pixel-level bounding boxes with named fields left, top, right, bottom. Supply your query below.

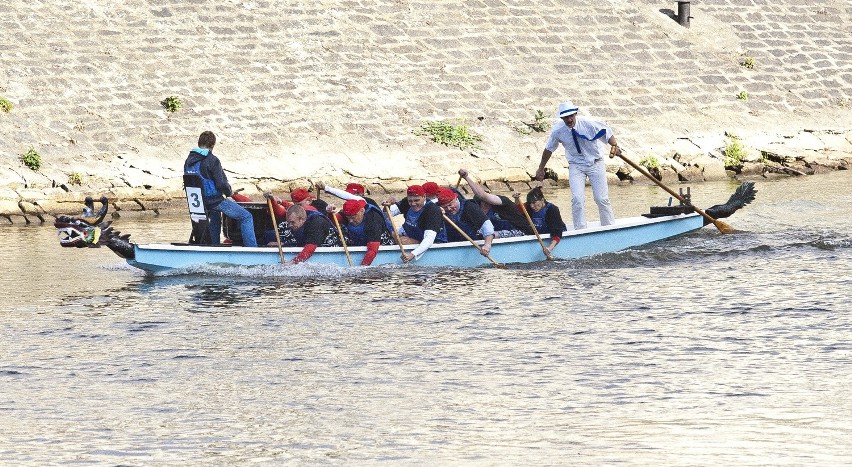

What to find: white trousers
left=569, top=159, right=615, bottom=230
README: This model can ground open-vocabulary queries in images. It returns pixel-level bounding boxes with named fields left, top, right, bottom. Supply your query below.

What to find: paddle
left=441, top=214, right=506, bottom=269
left=383, top=205, right=408, bottom=260
left=612, top=152, right=734, bottom=234
left=329, top=207, right=353, bottom=267
left=455, top=175, right=463, bottom=189
left=513, top=193, right=554, bottom=261
left=266, top=197, right=287, bottom=266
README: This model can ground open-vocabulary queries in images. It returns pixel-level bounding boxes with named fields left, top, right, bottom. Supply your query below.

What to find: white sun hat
left=557, top=101, right=579, bottom=117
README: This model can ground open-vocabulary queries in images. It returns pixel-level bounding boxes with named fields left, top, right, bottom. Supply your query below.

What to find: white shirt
left=545, top=117, right=613, bottom=166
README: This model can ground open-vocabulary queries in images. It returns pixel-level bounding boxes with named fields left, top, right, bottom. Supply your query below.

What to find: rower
left=520, top=186, right=566, bottom=256
left=435, top=187, right=496, bottom=257
left=268, top=204, right=341, bottom=264
left=383, top=185, right=447, bottom=263
left=458, top=168, right=533, bottom=238
left=327, top=199, right=396, bottom=266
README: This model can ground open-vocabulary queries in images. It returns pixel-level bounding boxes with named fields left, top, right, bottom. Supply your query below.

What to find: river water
left=2, top=172, right=850, bottom=465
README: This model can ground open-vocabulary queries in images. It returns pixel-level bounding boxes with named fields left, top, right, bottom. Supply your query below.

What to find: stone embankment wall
left=0, top=0, right=850, bottom=223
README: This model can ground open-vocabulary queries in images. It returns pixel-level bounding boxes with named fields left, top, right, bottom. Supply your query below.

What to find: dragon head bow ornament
left=54, top=196, right=135, bottom=259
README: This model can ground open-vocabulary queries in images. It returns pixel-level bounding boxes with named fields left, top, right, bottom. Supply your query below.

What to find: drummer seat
left=183, top=174, right=212, bottom=245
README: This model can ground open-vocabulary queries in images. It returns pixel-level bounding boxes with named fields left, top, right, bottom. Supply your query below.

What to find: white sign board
left=185, top=186, right=206, bottom=215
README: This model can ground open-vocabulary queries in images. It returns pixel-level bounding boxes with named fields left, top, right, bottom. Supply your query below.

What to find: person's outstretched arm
left=535, top=149, right=554, bottom=181
left=319, top=182, right=365, bottom=202
left=459, top=168, right=503, bottom=205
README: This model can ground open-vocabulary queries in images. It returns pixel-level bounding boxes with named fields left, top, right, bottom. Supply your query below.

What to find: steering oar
left=612, top=150, right=734, bottom=234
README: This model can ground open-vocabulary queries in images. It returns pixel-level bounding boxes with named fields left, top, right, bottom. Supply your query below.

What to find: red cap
left=437, top=188, right=457, bottom=206
left=345, top=183, right=365, bottom=195
left=290, top=188, right=314, bottom=203
left=422, top=182, right=440, bottom=197
left=407, top=185, right=425, bottom=196
left=342, top=199, right=366, bottom=216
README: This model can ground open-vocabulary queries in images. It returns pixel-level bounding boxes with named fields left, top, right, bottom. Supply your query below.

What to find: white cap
left=557, top=101, right=579, bottom=117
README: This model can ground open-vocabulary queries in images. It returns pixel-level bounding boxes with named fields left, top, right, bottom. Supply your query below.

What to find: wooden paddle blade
left=713, top=219, right=735, bottom=234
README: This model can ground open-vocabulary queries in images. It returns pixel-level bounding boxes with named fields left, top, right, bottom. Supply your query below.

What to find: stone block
left=807, top=158, right=845, bottom=172
left=822, top=150, right=851, bottom=162
left=507, top=181, right=532, bottom=194
left=32, top=199, right=69, bottom=215
left=375, top=180, right=410, bottom=196
left=662, top=157, right=686, bottom=173
left=683, top=134, right=728, bottom=155
left=18, top=200, right=44, bottom=214
left=0, top=168, right=25, bottom=189
left=108, top=210, right=155, bottom=220
left=781, top=131, right=827, bottom=151
left=17, top=201, right=46, bottom=218
left=51, top=190, right=96, bottom=203
left=5, top=214, right=38, bottom=225
left=112, top=200, right=145, bottom=212
left=0, top=199, right=22, bottom=216
left=606, top=171, right=622, bottom=185
left=814, top=131, right=852, bottom=151
left=701, top=159, right=729, bottom=181
left=678, top=166, right=705, bottom=182
left=787, top=160, right=814, bottom=175
left=741, top=162, right=765, bottom=176
left=107, top=187, right=151, bottom=199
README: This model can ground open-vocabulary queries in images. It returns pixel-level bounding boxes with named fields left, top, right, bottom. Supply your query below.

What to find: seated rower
left=458, top=168, right=533, bottom=238
left=384, top=185, right=447, bottom=263
left=290, top=188, right=328, bottom=213
left=265, top=204, right=340, bottom=264
left=327, top=199, right=396, bottom=266
left=422, top=182, right=441, bottom=204
left=423, top=181, right=465, bottom=204
left=517, top=186, right=566, bottom=256
left=435, top=187, right=496, bottom=256
left=315, top=181, right=381, bottom=209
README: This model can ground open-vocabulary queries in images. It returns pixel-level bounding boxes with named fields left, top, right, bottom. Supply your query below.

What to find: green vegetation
left=161, top=95, right=183, bottom=113
left=639, top=154, right=663, bottom=180
left=511, top=109, right=552, bottom=135
left=639, top=155, right=661, bottom=169
left=20, top=147, right=42, bottom=171
left=737, top=91, right=749, bottom=101
left=530, top=110, right=550, bottom=133
left=415, top=119, right=482, bottom=150
left=740, top=57, right=755, bottom=69
left=68, top=172, right=83, bottom=185
left=0, top=96, right=12, bottom=113
left=722, top=134, right=746, bottom=168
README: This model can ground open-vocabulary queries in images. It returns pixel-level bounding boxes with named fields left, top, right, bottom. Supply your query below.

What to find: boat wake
left=147, top=261, right=413, bottom=278
left=556, top=227, right=851, bottom=270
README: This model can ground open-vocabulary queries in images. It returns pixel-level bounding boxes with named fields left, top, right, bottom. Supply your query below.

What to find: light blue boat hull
left=127, top=213, right=705, bottom=273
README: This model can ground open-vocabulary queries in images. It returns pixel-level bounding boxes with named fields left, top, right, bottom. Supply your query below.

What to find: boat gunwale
left=134, top=213, right=701, bottom=254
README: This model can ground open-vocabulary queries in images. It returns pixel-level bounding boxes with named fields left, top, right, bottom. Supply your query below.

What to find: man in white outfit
left=535, top=101, right=620, bottom=230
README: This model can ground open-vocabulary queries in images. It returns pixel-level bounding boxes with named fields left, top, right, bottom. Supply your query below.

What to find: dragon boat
left=54, top=183, right=756, bottom=273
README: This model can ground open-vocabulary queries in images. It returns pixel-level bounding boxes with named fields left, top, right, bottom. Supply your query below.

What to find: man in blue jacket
left=183, top=131, right=257, bottom=247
